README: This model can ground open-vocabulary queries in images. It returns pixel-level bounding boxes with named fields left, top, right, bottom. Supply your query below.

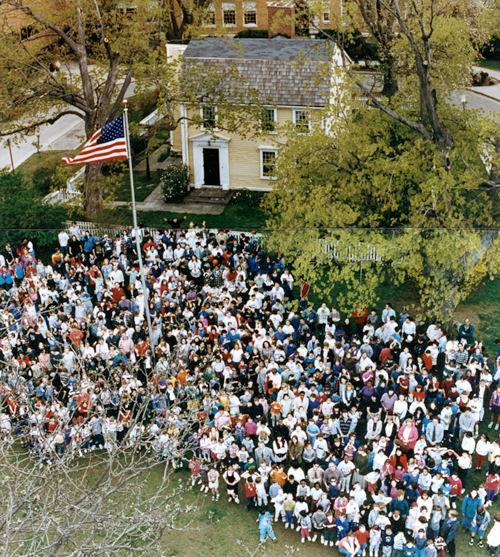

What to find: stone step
left=184, top=188, right=233, bottom=205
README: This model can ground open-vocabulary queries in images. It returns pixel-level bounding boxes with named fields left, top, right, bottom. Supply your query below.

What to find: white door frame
left=189, top=132, right=231, bottom=189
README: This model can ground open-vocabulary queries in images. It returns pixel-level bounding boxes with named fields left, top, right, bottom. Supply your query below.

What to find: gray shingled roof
left=183, top=37, right=334, bottom=61
left=182, top=38, right=332, bottom=107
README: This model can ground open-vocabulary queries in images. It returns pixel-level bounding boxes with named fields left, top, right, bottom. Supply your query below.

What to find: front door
left=203, top=148, right=220, bottom=186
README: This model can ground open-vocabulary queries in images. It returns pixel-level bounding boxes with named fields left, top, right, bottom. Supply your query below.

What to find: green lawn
left=103, top=193, right=268, bottom=230
left=458, top=277, right=500, bottom=356
left=475, top=59, right=500, bottom=71
left=111, top=170, right=162, bottom=202
left=15, top=150, right=78, bottom=184
left=58, top=436, right=497, bottom=557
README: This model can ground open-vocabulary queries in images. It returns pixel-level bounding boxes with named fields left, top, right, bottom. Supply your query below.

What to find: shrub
left=157, top=148, right=171, bottom=163
left=480, top=34, right=500, bottom=60
left=130, top=134, right=147, bottom=156
left=161, top=164, right=189, bottom=202
left=235, top=30, right=268, bottom=38
left=229, top=189, right=264, bottom=207
left=0, top=170, right=67, bottom=247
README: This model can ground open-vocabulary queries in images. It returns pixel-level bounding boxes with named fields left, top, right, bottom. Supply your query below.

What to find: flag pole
left=123, top=100, right=156, bottom=367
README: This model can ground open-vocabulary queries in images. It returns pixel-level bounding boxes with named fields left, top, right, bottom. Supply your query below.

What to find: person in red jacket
left=422, top=350, right=433, bottom=371
left=244, top=477, right=257, bottom=511
left=485, top=473, right=500, bottom=507
left=353, top=308, right=369, bottom=335
left=449, top=473, right=463, bottom=509
left=355, top=523, right=370, bottom=553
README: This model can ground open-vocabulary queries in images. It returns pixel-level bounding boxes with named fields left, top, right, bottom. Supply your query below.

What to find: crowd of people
left=1, top=220, right=500, bottom=556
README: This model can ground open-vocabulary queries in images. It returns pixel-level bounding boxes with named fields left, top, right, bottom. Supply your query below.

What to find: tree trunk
left=381, top=56, right=398, bottom=97
left=84, top=163, right=104, bottom=219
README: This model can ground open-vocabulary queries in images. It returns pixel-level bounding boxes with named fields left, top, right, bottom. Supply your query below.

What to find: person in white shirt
left=393, top=395, right=408, bottom=421
left=58, top=230, right=69, bottom=254
left=456, top=378, right=472, bottom=396
left=109, top=265, right=124, bottom=285
left=402, top=317, right=416, bottom=337
left=68, top=222, right=80, bottom=239
left=338, top=456, right=355, bottom=492
left=317, top=302, right=330, bottom=329
left=359, top=353, right=374, bottom=371
left=427, top=323, right=443, bottom=342
left=282, top=320, right=295, bottom=337
left=461, top=432, right=476, bottom=454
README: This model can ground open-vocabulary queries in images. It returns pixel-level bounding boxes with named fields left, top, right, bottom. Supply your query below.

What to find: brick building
left=200, top=0, right=343, bottom=38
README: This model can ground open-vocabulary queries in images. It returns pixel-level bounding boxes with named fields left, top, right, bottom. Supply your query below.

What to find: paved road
left=0, top=81, right=137, bottom=172
left=460, top=90, right=500, bottom=115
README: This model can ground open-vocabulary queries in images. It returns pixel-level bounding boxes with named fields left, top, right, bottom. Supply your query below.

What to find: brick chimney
left=267, top=2, right=295, bottom=39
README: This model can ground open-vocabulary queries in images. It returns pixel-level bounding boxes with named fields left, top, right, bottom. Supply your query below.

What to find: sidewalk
left=133, top=145, right=175, bottom=172
left=110, top=184, right=227, bottom=214
left=467, top=66, right=500, bottom=103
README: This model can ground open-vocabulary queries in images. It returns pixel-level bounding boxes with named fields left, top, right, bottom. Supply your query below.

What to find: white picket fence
left=319, top=238, right=383, bottom=261
left=43, top=167, right=85, bottom=206
left=63, top=221, right=264, bottom=242
left=63, top=222, right=384, bottom=262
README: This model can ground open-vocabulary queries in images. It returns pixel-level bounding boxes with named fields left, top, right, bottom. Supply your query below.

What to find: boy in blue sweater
left=415, top=530, right=427, bottom=557
left=381, top=526, right=395, bottom=557
left=336, top=513, right=350, bottom=541
left=402, top=541, right=416, bottom=557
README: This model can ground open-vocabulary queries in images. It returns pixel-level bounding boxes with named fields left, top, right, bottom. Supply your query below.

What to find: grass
left=111, top=170, right=163, bottom=202
left=475, top=59, right=500, bottom=72
left=61, top=438, right=498, bottom=557
left=103, top=192, right=268, bottom=230
left=15, top=150, right=78, bottom=184
left=458, top=277, right=500, bottom=356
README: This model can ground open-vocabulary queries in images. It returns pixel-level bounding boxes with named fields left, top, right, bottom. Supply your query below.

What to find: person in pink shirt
left=398, top=419, right=419, bottom=454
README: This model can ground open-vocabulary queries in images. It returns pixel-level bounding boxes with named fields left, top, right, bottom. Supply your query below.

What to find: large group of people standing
left=1, top=220, right=500, bottom=556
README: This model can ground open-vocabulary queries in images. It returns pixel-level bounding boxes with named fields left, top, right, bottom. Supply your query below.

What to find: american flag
left=62, top=115, right=128, bottom=166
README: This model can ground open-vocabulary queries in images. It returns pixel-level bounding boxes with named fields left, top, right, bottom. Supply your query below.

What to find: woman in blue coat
left=461, top=489, right=482, bottom=531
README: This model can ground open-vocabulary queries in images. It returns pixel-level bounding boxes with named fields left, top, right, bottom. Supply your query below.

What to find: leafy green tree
left=263, top=102, right=500, bottom=328
left=0, top=0, right=261, bottom=220
left=0, top=169, right=66, bottom=247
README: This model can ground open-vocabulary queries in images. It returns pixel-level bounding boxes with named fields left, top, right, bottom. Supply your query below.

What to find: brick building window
left=205, top=5, right=215, bottom=26
left=243, top=1, right=257, bottom=25
left=223, top=3, right=236, bottom=26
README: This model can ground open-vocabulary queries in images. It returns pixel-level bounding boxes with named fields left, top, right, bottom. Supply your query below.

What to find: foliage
left=317, top=28, right=379, bottom=61
left=157, top=148, right=172, bottom=163
left=161, top=163, right=189, bottom=202
left=229, top=190, right=264, bottom=208
left=30, top=161, right=73, bottom=196
left=234, top=30, right=269, bottom=38
left=0, top=0, right=225, bottom=219
left=0, top=169, right=66, bottom=247
left=262, top=100, right=500, bottom=328
left=480, top=33, right=500, bottom=60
